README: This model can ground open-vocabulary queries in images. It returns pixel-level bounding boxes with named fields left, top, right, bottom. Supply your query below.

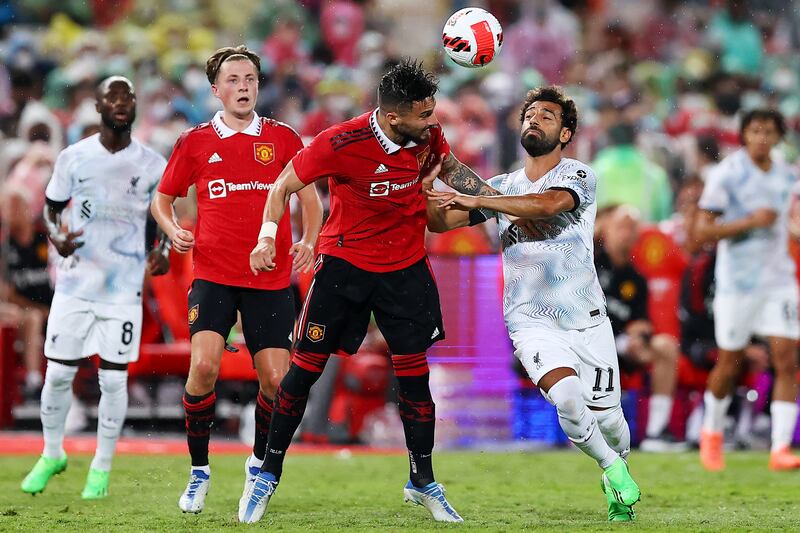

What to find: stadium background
left=2, top=0, right=800, bottom=465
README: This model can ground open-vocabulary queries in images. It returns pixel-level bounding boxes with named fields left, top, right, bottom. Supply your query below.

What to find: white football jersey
left=489, top=158, right=607, bottom=333
left=699, top=148, right=798, bottom=294
left=45, top=134, right=167, bottom=304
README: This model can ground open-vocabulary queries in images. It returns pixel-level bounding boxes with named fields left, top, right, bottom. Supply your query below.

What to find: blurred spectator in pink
left=500, top=0, right=579, bottom=84
left=319, top=0, right=366, bottom=67
left=4, top=141, right=55, bottom=221
left=262, top=17, right=310, bottom=75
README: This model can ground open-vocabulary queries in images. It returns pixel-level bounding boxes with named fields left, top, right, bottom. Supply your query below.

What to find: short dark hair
left=205, top=45, right=261, bottom=84
left=377, top=58, right=438, bottom=113
left=519, top=86, right=578, bottom=148
left=739, top=108, right=786, bottom=140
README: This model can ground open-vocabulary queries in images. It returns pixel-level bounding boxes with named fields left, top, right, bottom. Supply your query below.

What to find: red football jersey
left=159, top=112, right=303, bottom=289
left=292, top=110, right=450, bottom=272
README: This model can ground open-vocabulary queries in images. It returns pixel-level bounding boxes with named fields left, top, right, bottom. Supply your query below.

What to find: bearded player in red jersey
left=150, top=46, right=323, bottom=515
left=240, top=59, right=500, bottom=524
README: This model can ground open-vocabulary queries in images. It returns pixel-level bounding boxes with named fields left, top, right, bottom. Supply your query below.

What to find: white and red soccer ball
left=442, top=7, right=503, bottom=68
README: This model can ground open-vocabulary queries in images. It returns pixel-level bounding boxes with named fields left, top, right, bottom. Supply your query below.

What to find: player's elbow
left=427, top=220, right=448, bottom=233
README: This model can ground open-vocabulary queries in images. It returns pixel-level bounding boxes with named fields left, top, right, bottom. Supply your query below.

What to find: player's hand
left=146, top=249, right=170, bottom=276
left=49, top=229, right=84, bottom=258
left=420, top=153, right=444, bottom=192
left=426, top=189, right=479, bottom=211
left=747, top=208, right=778, bottom=229
left=170, top=228, right=195, bottom=253
left=250, top=238, right=277, bottom=275
left=508, top=215, right=551, bottom=240
left=290, top=240, right=315, bottom=273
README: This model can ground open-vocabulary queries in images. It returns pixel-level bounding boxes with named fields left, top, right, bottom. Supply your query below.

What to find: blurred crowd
left=2, top=0, right=800, bottom=444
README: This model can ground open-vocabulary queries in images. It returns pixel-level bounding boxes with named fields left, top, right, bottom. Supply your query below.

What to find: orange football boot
left=769, top=446, right=800, bottom=471
left=699, top=430, right=725, bottom=471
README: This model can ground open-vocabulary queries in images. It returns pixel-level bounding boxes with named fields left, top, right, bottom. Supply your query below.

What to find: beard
left=101, top=110, right=136, bottom=133
left=393, top=121, right=430, bottom=145
left=521, top=128, right=560, bottom=157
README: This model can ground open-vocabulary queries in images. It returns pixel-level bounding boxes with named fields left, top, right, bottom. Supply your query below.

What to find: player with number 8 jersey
left=22, top=76, right=171, bottom=501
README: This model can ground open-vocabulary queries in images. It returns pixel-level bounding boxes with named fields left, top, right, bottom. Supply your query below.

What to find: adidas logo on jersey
left=208, top=152, right=223, bottom=163
left=430, top=327, right=440, bottom=340
left=374, top=163, right=388, bottom=174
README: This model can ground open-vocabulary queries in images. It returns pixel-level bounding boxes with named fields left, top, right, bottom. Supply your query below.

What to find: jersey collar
left=211, top=111, right=262, bottom=139
left=369, top=108, right=417, bottom=154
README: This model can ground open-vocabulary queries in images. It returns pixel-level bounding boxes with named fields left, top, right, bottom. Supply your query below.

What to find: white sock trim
left=702, top=390, right=731, bottom=433
left=770, top=400, right=799, bottom=452
left=646, top=394, right=673, bottom=438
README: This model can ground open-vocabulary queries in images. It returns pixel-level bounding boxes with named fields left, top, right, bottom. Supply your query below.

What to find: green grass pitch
left=1, top=451, right=799, bottom=531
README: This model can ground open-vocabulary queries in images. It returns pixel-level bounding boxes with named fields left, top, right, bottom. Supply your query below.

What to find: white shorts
left=713, top=288, right=800, bottom=351
left=44, top=292, right=143, bottom=364
left=510, top=318, right=621, bottom=409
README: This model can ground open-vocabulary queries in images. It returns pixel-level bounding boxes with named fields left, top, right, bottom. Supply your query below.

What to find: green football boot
left=602, top=457, right=640, bottom=507
left=81, top=468, right=110, bottom=499
left=601, top=474, right=636, bottom=521
left=21, top=454, right=68, bottom=494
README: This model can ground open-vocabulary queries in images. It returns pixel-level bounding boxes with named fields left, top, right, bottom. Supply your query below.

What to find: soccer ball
left=442, top=7, right=503, bottom=68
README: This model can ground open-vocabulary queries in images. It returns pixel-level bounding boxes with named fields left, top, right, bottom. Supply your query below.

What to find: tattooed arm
left=438, top=152, right=499, bottom=197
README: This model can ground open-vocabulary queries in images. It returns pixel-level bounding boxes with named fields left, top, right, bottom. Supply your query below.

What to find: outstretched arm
left=250, top=161, right=308, bottom=274
left=427, top=188, right=576, bottom=220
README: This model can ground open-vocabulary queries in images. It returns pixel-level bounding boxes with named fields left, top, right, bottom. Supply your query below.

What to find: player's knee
left=260, top=374, right=283, bottom=398
left=192, top=358, right=220, bottom=386
left=652, top=334, right=679, bottom=361
left=547, top=375, right=585, bottom=423
left=98, top=368, right=128, bottom=395
left=44, top=361, right=78, bottom=390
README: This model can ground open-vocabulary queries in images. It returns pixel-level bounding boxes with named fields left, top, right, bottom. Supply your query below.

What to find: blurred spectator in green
left=594, top=122, right=673, bottom=222
left=707, top=0, right=763, bottom=76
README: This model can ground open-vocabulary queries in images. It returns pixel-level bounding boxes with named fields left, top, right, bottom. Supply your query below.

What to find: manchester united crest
left=416, top=146, right=432, bottom=169
left=188, top=304, right=199, bottom=325
left=254, top=143, right=275, bottom=166
left=306, top=322, right=326, bottom=342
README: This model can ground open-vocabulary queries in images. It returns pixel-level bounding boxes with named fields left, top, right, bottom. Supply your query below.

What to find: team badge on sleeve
left=306, top=322, right=326, bottom=342
left=188, top=304, right=199, bottom=325
left=253, top=143, right=275, bottom=166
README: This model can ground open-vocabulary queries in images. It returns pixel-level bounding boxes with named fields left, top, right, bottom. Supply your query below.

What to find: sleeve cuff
left=468, top=209, right=490, bottom=226
left=548, top=187, right=580, bottom=213
left=45, top=196, right=70, bottom=210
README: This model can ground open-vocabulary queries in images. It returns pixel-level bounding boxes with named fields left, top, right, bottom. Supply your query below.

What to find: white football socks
left=770, top=400, right=799, bottom=453
left=40, top=361, right=78, bottom=459
left=646, top=394, right=673, bottom=438
left=548, top=376, right=618, bottom=469
left=90, top=368, right=129, bottom=472
left=702, top=390, right=732, bottom=433
left=594, top=404, right=631, bottom=459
